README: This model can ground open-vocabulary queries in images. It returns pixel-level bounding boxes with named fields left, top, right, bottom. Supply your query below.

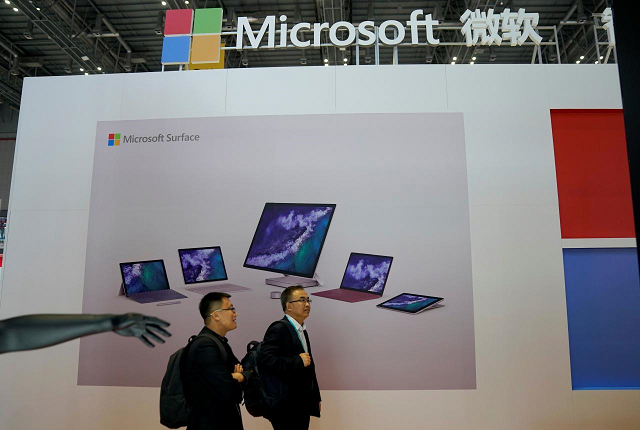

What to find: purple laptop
left=120, top=259, right=187, bottom=304
left=312, top=253, right=393, bottom=303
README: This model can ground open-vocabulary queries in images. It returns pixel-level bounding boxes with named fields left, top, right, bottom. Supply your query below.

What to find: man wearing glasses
left=183, top=292, right=248, bottom=430
left=259, top=285, right=321, bottom=430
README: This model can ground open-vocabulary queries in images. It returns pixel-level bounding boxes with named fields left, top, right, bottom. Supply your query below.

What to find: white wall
left=1, top=64, right=639, bottom=430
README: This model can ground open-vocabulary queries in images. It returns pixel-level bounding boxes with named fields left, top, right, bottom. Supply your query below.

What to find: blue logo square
left=161, top=36, right=192, bottom=65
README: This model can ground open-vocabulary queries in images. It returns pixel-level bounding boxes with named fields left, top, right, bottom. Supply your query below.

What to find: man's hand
left=299, top=352, right=311, bottom=367
left=111, top=313, right=171, bottom=348
left=232, top=363, right=245, bottom=382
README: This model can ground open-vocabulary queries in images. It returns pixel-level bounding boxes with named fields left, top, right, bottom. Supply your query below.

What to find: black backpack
left=241, top=321, right=295, bottom=417
left=159, top=333, right=227, bottom=429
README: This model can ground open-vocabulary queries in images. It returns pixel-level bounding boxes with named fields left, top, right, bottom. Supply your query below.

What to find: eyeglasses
left=288, top=298, right=312, bottom=304
left=211, top=307, right=237, bottom=315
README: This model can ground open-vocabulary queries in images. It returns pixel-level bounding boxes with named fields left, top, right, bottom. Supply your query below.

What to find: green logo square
left=115, top=133, right=121, bottom=139
left=193, top=8, right=222, bottom=35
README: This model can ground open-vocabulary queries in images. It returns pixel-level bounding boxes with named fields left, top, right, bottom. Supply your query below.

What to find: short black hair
left=280, top=285, right=305, bottom=312
left=199, top=292, right=231, bottom=321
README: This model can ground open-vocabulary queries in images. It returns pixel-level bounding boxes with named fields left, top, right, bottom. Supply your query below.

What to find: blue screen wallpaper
left=382, top=294, right=439, bottom=312
left=121, top=261, right=169, bottom=294
left=245, top=204, right=335, bottom=277
left=179, top=247, right=227, bottom=283
left=342, top=254, right=392, bottom=293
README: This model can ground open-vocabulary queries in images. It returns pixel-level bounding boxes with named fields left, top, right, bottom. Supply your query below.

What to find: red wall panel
left=551, top=109, right=635, bottom=238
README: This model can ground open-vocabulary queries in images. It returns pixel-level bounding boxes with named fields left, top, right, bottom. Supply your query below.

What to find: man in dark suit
left=259, top=285, right=321, bottom=430
left=183, top=292, right=248, bottom=430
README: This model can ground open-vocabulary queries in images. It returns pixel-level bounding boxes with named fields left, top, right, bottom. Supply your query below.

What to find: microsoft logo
left=108, top=133, right=121, bottom=147
left=161, top=8, right=223, bottom=66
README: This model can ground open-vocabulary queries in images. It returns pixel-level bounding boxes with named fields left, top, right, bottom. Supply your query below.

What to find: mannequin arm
left=0, top=313, right=171, bottom=354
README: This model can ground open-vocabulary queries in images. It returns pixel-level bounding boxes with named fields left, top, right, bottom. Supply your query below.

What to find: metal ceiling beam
left=10, top=0, right=105, bottom=73
left=0, top=73, right=22, bottom=106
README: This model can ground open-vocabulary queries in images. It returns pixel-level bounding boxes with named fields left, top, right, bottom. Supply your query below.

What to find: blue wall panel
left=563, top=248, right=640, bottom=389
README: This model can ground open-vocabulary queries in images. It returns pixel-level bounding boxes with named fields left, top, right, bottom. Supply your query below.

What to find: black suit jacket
left=258, top=317, right=321, bottom=418
left=183, top=327, right=244, bottom=430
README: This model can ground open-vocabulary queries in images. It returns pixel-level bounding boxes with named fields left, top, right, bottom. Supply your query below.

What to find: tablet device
left=377, top=293, right=443, bottom=314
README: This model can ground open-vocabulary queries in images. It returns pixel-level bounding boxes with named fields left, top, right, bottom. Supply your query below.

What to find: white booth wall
left=1, top=64, right=639, bottom=429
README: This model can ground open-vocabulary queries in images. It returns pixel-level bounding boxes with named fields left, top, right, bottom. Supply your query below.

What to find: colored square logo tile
left=109, top=133, right=115, bottom=139
left=193, top=8, right=222, bottom=34
left=190, top=43, right=225, bottom=69
left=115, top=133, right=120, bottom=139
left=108, top=139, right=114, bottom=146
left=114, top=139, right=120, bottom=146
left=164, top=9, right=194, bottom=36
left=162, top=36, right=192, bottom=64
left=191, top=35, right=221, bottom=64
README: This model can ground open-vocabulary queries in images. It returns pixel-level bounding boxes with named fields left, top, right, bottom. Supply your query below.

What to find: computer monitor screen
left=119, top=260, right=170, bottom=294
left=244, top=203, right=336, bottom=278
left=341, top=253, right=393, bottom=294
left=179, top=246, right=228, bottom=284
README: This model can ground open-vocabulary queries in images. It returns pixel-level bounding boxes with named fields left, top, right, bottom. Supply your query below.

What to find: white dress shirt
left=285, top=314, right=309, bottom=354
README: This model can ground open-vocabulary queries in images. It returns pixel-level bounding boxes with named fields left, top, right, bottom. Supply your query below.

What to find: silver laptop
left=178, top=246, right=251, bottom=295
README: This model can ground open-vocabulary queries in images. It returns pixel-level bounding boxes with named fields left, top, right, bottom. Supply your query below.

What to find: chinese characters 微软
left=460, top=8, right=542, bottom=47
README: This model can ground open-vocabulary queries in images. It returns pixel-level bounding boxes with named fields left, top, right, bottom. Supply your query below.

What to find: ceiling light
left=451, top=61, right=455, bottom=65
left=184, top=0, right=189, bottom=3
left=97, top=66, right=102, bottom=71
left=84, top=72, right=89, bottom=75
left=13, top=7, right=18, bottom=11
left=600, top=56, right=604, bottom=59
left=470, top=61, right=474, bottom=65
left=452, top=56, right=457, bottom=61
left=580, top=55, right=585, bottom=60
left=4, top=0, right=10, bottom=4
left=79, top=67, right=84, bottom=71
left=595, top=61, right=599, bottom=64
left=343, top=63, right=347, bottom=66
left=161, top=0, right=166, bottom=4
left=36, top=7, right=40, bottom=10
left=576, top=60, right=580, bottom=64
left=324, top=58, right=328, bottom=63
left=343, top=58, right=347, bottom=62
left=472, top=56, right=476, bottom=60
left=324, top=63, right=328, bottom=67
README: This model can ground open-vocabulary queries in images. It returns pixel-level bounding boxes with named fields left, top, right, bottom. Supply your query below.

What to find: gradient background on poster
left=77, top=113, right=475, bottom=389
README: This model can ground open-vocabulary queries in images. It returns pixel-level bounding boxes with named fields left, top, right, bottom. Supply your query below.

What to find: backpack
left=241, top=321, right=295, bottom=417
left=159, top=332, right=227, bottom=429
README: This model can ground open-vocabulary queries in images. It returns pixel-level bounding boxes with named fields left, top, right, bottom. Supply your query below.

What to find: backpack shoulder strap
left=275, top=319, right=305, bottom=352
left=191, top=331, right=228, bottom=363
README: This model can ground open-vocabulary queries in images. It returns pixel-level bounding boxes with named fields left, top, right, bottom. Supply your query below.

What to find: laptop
left=119, top=259, right=187, bottom=304
left=377, top=293, right=444, bottom=314
left=178, top=246, right=251, bottom=295
left=312, top=253, right=393, bottom=303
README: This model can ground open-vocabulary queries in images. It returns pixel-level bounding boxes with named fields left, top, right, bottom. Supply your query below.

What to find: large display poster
left=79, top=113, right=476, bottom=389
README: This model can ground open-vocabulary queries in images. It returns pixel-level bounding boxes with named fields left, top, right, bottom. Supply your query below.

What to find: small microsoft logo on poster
left=108, top=133, right=121, bottom=147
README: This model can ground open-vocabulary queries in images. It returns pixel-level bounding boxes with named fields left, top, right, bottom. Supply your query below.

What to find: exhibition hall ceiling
left=0, top=0, right=612, bottom=107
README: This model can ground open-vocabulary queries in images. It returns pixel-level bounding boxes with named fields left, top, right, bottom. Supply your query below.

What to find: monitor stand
left=265, top=273, right=322, bottom=288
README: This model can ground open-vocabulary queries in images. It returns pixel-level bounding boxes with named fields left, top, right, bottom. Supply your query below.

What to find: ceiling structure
left=0, top=0, right=614, bottom=109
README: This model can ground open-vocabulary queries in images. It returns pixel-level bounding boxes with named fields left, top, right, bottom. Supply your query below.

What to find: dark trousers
left=268, top=413, right=310, bottom=430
